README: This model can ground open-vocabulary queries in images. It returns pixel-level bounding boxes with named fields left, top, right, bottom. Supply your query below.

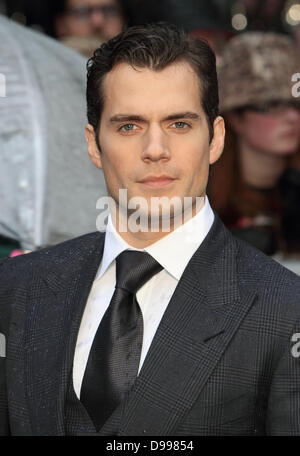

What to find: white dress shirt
left=73, top=196, right=215, bottom=398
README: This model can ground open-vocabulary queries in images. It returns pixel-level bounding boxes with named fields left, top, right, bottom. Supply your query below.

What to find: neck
left=111, top=196, right=205, bottom=248
left=238, top=138, right=287, bottom=189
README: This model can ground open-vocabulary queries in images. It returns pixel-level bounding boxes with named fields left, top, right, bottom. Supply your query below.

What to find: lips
left=138, top=175, right=176, bottom=189
left=282, top=130, right=299, bottom=137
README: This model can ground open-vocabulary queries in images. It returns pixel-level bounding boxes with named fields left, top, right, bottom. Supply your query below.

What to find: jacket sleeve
left=266, top=317, right=300, bottom=435
left=0, top=257, right=11, bottom=435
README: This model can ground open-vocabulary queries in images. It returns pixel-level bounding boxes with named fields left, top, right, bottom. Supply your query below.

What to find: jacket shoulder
left=0, top=231, right=104, bottom=282
left=233, top=233, right=300, bottom=282
left=230, top=232, right=300, bottom=316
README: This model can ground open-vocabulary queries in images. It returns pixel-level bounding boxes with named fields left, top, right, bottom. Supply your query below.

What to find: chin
left=268, top=142, right=300, bottom=156
left=278, top=145, right=300, bottom=156
left=278, top=137, right=300, bottom=155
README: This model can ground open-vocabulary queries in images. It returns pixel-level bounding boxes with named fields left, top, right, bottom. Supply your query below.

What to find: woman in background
left=209, top=32, right=300, bottom=256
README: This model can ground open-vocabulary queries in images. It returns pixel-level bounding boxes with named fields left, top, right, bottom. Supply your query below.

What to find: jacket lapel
left=109, top=215, right=257, bottom=436
left=23, top=215, right=257, bottom=436
left=24, top=232, right=105, bottom=435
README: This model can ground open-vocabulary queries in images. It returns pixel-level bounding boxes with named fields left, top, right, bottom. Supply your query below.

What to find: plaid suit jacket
left=1, top=213, right=300, bottom=436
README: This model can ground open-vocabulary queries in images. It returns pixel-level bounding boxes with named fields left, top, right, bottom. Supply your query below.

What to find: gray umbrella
left=0, top=15, right=107, bottom=250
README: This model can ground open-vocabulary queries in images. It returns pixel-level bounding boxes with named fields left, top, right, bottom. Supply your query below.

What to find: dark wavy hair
left=86, top=22, right=219, bottom=145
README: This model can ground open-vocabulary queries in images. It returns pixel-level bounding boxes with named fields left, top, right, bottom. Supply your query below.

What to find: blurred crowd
left=0, top=0, right=300, bottom=273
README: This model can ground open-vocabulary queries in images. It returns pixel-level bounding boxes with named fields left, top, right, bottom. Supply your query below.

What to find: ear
left=209, top=116, right=225, bottom=165
left=85, top=124, right=102, bottom=169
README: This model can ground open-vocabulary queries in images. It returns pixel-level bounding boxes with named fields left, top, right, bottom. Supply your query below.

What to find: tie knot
left=115, top=250, right=163, bottom=294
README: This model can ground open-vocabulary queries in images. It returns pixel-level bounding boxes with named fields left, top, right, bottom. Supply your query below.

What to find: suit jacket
left=1, top=214, right=300, bottom=436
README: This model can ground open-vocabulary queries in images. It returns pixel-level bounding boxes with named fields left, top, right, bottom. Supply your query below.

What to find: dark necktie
left=80, top=250, right=163, bottom=431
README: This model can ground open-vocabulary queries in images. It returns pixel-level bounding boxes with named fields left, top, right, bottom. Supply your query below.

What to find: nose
left=90, top=10, right=105, bottom=27
left=284, top=106, right=300, bottom=123
left=141, top=126, right=171, bottom=163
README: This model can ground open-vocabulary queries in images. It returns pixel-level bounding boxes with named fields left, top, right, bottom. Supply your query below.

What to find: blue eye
left=120, top=124, right=137, bottom=131
left=173, top=122, right=188, bottom=129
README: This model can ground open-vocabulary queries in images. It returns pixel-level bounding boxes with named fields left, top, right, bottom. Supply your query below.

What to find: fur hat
left=218, top=32, right=300, bottom=113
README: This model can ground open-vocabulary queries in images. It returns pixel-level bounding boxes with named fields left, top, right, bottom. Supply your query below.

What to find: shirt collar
left=96, top=196, right=214, bottom=281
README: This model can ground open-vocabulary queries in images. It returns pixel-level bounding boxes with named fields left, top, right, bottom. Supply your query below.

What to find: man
left=53, top=0, right=127, bottom=56
left=54, top=0, right=126, bottom=42
left=1, top=23, right=300, bottom=436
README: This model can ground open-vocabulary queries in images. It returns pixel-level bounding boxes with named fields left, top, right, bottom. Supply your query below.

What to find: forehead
left=101, top=61, right=203, bottom=116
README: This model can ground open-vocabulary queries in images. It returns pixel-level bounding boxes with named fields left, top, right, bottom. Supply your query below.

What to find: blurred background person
left=53, top=0, right=126, bottom=40
left=0, top=15, right=107, bottom=258
left=209, top=32, right=300, bottom=258
left=0, top=0, right=129, bottom=57
left=53, top=0, right=127, bottom=56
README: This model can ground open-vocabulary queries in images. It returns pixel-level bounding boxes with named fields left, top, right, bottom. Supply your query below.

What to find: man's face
left=87, top=61, right=224, bottom=221
left=230, top=105, right=300, bottom=156
left=56, top=0, right=124, bottom=41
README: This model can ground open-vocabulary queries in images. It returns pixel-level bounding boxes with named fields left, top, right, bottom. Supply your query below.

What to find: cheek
left=101, top=152, right=123, bottom=184
left=105, top=19, right=124, bottom=36
left=99, top=140, right=135, bottom=189
left=243, top=117, right=280, bottom=148
left=67, top=19, right=90, bottom=35
left=174, top=142, right=210, bottom=186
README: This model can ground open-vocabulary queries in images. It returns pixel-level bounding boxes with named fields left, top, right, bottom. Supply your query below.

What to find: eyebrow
left=108, top=111, right=201, bottom=123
